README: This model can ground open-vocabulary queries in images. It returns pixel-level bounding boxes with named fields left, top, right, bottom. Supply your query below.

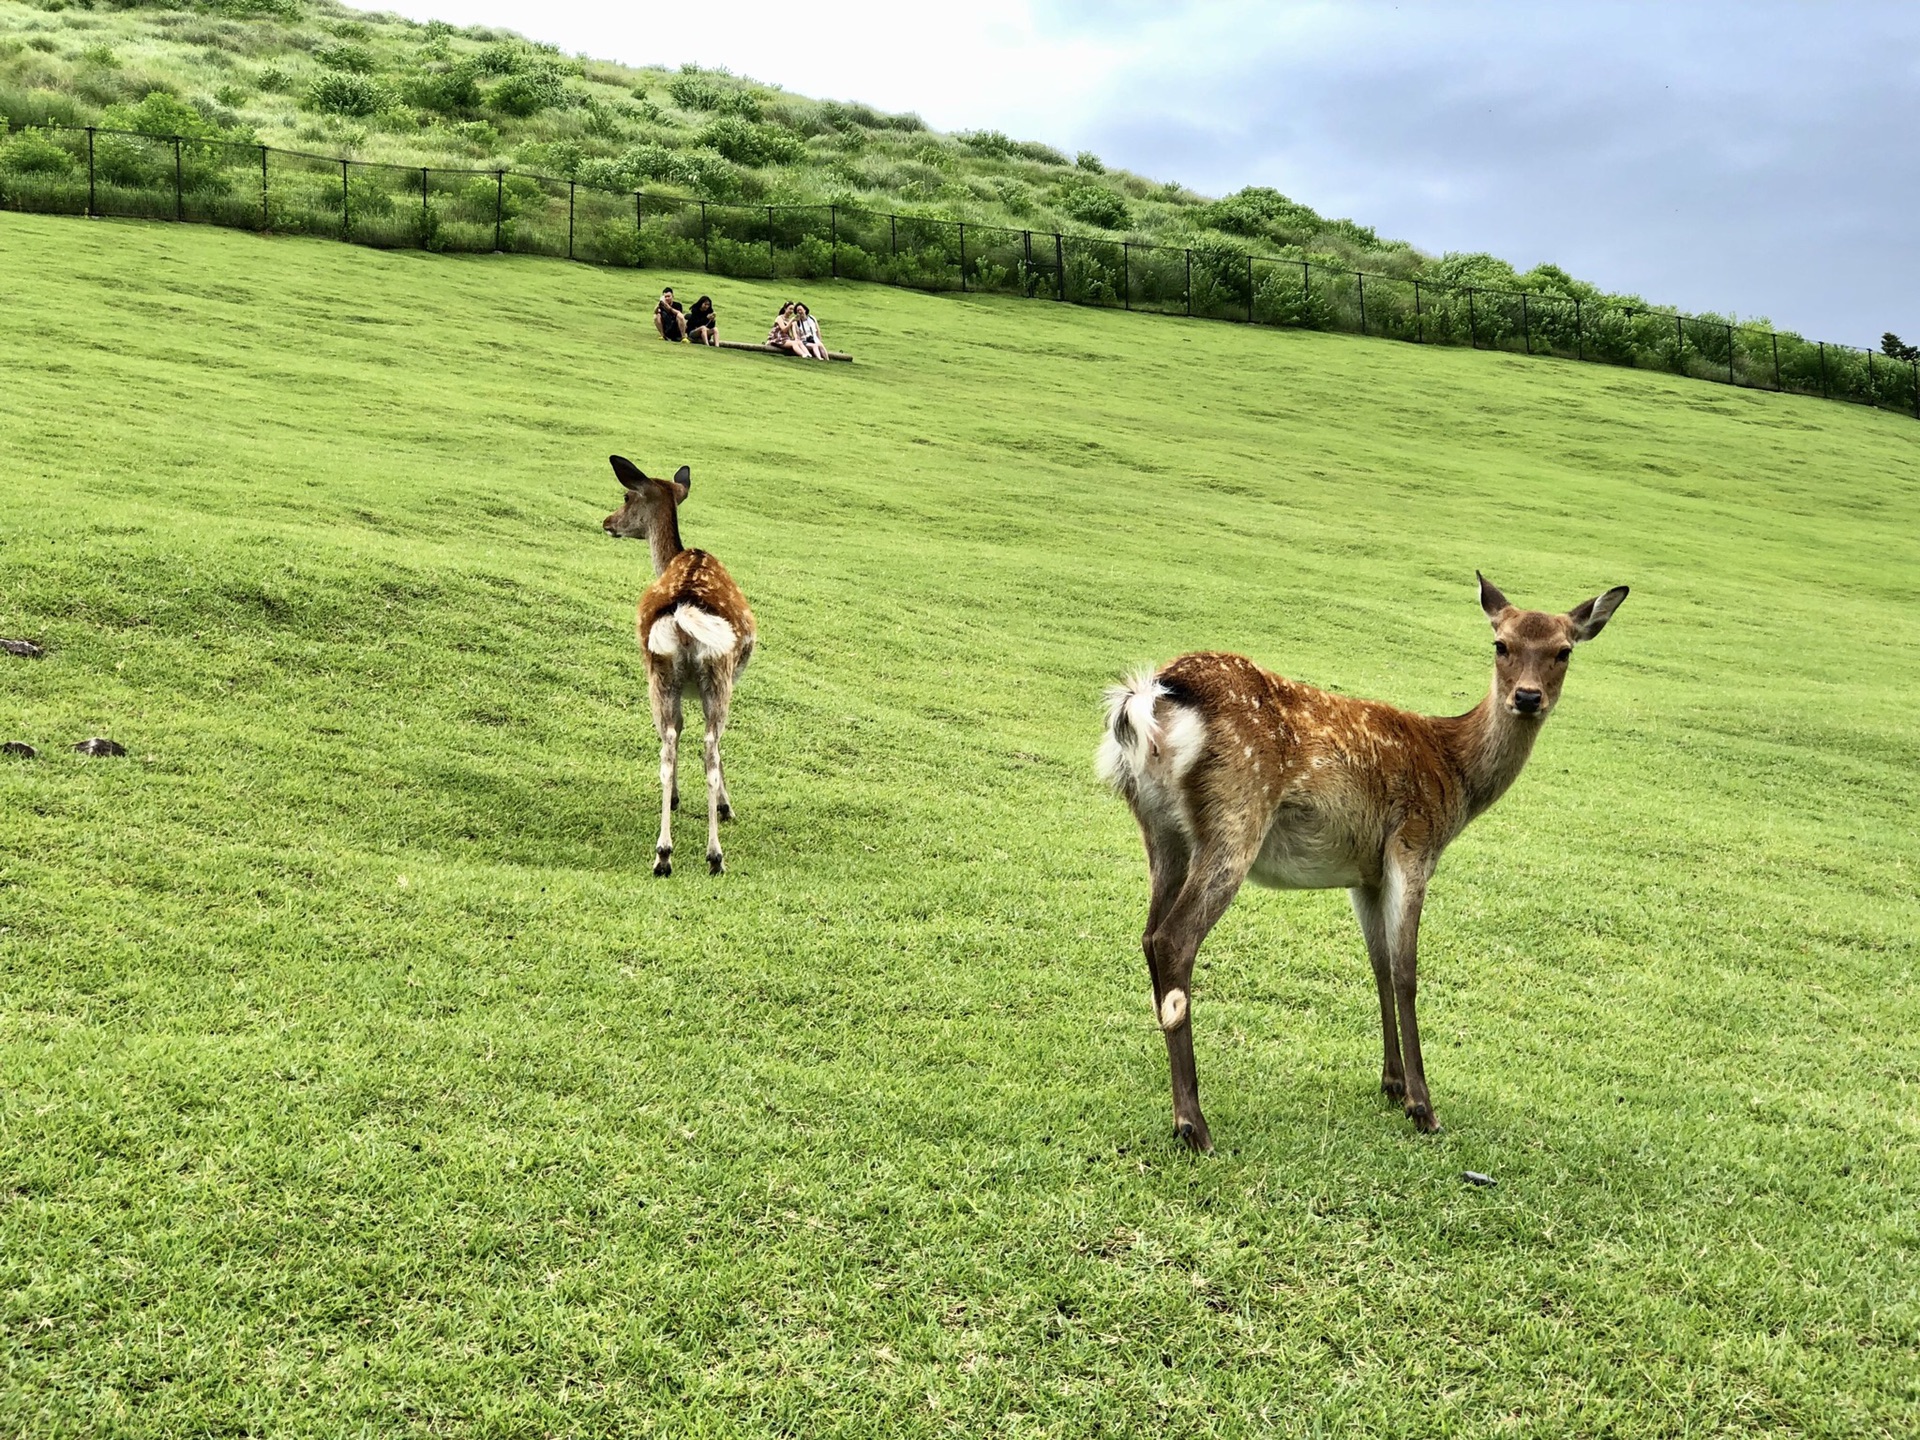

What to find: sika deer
left=1097, top=575, right=1628, bottom=1150
left=603, top=456, right=756, bottom=876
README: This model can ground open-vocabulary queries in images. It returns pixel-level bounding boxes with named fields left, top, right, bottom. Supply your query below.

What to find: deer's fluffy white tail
left=646, top=604, right=737, bottom=660
left=1096, top=669, right=1168, bottom=792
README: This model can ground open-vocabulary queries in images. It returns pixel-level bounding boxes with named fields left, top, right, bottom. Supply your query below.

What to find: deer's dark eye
left=1494, top=641, right=1509, bottom=657
left=1555, top=647, right=1572, bottom=663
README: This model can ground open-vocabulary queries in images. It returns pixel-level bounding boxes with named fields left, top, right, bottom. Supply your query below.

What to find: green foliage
left=0, top=123, right=73, bottom=176
left=100, top=90, right=222, bottom=140
left=1074, top=149, right=1103, bottom=172
left=307, top=70, right=386, bottom=118
left=1196, top=185, right=1322, bottom=243
left=957, top=127, right=1011, bottom=157
left=665, top=72, right=720, bottom=111
left=255, top=64, right=289, bottom=92
left=1880, top=332, right=1918, bottom=363
left=76, top=43, right=118, bottom=70
left=991, top=175, right=1033, bottom=217
left=1058, top=178, right=1128, bottom=230
left=697, top=114, right=802, bottom=168
left=487, top=66, right=566, bottom=119
left=313, top=41, right=373, bottom=75
left=406, top=58, right=480, bottom=116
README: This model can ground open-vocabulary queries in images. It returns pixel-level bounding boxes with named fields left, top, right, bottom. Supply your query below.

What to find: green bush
left=1074, top=150, right=1104, bottom=172
left=718, top=89, right=761, bottom=121
left=1195, top=186, right=1320, bottom=244
left=407, top=60, right=480, bottom=116
left=697, top=115, right=802, bottom=168
left=309, top=71, right=387, bottom=118
left=666, top=74, right=721, bottom=111
left=1058, top=180, right=1128, bottom=230
left=957, top=128, right=1011, bottom=157
left=315, top=42, right=375, bottom=74
left=256, top=65, right=291, bottom=92
left=102, top=91, right=225, bottom=140
left=0, top=125, right=75, bottom=177
left=487, top=68, right=566, bottom=118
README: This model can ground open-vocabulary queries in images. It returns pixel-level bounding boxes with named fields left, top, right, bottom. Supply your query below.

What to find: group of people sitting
left=652, top=288, right=831, bottom=359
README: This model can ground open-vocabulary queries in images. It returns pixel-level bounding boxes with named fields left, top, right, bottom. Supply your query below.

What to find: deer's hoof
left=653, top=849, right=672, bottom=878
left=708, top=853, right=724, bottom=876
left=1381, top=1076, right=1407, bottom=1100
left=1405, top=1101, right=1441, bottom=1134
left=1175, top=1118, right=1213, bottom=1154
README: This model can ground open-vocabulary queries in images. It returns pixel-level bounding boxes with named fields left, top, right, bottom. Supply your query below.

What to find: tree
left=1880, top=332, right=1919, bottom=363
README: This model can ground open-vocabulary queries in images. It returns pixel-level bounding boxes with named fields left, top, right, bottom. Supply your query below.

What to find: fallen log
left=714, top=339, right=853, bottom=363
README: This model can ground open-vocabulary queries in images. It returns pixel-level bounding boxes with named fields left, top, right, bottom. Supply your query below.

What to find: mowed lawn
left=1, top=210, right=1916, bottom=1437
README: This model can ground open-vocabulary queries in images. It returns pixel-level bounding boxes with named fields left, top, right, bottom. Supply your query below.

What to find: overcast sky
left=364, top=0, right=1919, bottom=346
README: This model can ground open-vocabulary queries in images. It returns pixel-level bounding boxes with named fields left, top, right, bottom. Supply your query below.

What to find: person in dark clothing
left=687, top=295, right=718, bottom=346
left=654, top=287, right=687, bottom=342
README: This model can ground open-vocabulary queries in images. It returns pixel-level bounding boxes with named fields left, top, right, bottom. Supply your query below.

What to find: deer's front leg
left=1349, top=884, right=1404, bottom=1101
left=650, top=672, right=682, bottom=877
left=1384, top=852, right=1438, bottom=1132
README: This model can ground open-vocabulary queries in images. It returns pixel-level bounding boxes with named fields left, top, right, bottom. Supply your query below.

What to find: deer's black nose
left=1513, top=688, right=1543, bottom=714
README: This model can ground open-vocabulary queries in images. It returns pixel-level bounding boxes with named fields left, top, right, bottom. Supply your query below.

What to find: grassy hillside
left=2, top=210, right=1918, bottom=1435
left=1, top=0, right=1713, bottom=314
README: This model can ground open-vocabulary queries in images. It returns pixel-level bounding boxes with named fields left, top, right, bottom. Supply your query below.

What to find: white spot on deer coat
left=1159, top=988, right=1188, bottom=1031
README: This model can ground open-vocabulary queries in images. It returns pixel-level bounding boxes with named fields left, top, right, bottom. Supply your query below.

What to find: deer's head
left=604, top=456, right=690, bottom=539
left=1478, top=572, right=1629, bottom=720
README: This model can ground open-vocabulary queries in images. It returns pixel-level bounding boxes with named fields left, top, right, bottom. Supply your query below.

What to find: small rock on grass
left=2, top=742, right=34, bottom=759
left=1462, top=1171, right=1496, bottom=1187
left=1, top=639, right=44, bottom=659
left=73, top=738, right=127, bottom=757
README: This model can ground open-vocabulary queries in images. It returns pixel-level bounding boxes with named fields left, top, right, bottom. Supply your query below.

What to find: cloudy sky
left=367, top=0, right=1918, bottom=346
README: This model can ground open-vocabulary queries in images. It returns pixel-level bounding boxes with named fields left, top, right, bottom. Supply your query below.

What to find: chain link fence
left=3, top=123, right=1914, bottom=418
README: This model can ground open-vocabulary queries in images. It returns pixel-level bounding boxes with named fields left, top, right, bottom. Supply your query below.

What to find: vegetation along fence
left=3, top=124, right=1915, bottom=419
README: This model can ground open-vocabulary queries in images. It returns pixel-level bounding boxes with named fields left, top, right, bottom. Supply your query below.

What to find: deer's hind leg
left=1349, top=884, right=1405, bottom=1101
left=1138, top=820, right=1192, bottom=1018
left=1146, top=851, right=1251, bottom=1154
left=648, top=664, right=683, bottom=877
left=698, top=664, right=736, bottom=875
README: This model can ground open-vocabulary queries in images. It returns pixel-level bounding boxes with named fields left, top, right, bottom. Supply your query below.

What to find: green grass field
left=2, top=209, right=1917, bottom=1437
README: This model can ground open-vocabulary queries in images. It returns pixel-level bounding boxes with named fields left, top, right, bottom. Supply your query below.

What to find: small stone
left=1, top=639, right=44, bottom=659
left=73, top=738, right=128, bottom=757
left=1462, top=1171, right=1496, bottom=1187
left=1, top=742, right=34, bottom=759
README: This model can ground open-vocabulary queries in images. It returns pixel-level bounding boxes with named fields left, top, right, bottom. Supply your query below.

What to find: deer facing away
left=1097, top=575, right=1628, bottom=1150
left=603, top=456, right=757, bottom=876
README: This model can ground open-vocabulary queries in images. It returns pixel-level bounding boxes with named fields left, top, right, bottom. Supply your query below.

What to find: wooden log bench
left=715, top=339, right=854, bottom=363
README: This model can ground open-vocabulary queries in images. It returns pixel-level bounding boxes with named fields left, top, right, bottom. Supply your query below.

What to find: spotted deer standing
left=1097, top=575, right=1628, bottom=1150
left=603, top=456, right=756, bottom=876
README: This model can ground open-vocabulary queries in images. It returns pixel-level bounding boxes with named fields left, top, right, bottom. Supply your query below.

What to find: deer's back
left=637, top=550, right=756, bottom=676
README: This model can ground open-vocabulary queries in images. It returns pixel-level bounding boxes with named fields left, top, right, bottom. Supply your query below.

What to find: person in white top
left=794, top=303, right=828, bottom=360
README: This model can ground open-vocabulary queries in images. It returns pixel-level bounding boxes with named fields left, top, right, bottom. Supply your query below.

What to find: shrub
left=1011, top=139, right=1066, bottom=165
left=992, top=176, right=1033, bottom=217
left=1194, top=186, right=1321, bottom=242
left=1058, top=180, right=1129, bottom=230
left=697, top=115, right=802, bottom=167
left=315, top=42, right=375, bottom=74
left=309, top=71, right=387, bottom=117
left=957, top=128, right=1011, bottom=157
left=1882, top=333, right=1920, bottom=363
left=718, top=89, right=761, bottom=120
left=0, top=125, right=75, bottom=177
left=1074, top=150, right=1104, bottom=172
left=666, top=74, right=721, bottom=111
left=407, top=60, right=480, bottom=115
left=256, top=65, right=290, bottom=92
left=487, top=67, right=566, bottom=118
left=101, top=91, right=225, bottom=140
left=77, top=44, right=120, bottom=70
left=212, top=83, right=251, bottom=108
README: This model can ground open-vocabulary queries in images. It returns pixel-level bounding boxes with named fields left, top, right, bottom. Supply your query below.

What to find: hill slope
left=1, top=0, right=1716, bottom=313
left=2, top=213, right=1917, bottom=1435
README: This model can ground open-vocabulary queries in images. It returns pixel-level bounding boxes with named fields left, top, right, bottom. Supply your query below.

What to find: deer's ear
left=1568, top=585, right=1629, bottom=642
left=1477, top=571, right=1512, bottom=624
left=670, top=465, right=690, bottom=504
left=610, top=455, right=648, bottom=491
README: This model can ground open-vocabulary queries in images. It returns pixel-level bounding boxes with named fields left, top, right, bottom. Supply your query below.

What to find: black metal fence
left=3, top=123, right=1914, bottom=418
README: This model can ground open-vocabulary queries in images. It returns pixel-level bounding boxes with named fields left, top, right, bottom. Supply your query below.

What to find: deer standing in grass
left=1098, top=575, right=1628, bottom=1150
left=603, top=456, right=756, bottom=876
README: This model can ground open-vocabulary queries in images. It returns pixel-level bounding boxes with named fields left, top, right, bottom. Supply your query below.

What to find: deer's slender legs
left=1138, top=823, right=1192, bottom=1015
left=1146, top=859, right=1247, bottom=1153
left=649, top=671, right=683, bottom=877
left=700, top=678, right=733, bottom=874
left=1383, top=856, right=1437, bottom=1131
left=1349, top=884, right=1405, bottom=1100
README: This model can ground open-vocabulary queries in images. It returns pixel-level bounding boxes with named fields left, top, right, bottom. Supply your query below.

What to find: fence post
left=890, top=213, right=897, bottom=257
left=1771, top=332, right=1781, bottom=390
left=830, top=204, right=838, bottom=279
left=1468, top=289, right=1478, bottom=348
left=1520, top=292, right=1529, bottom=354
left=419, top=167, right=428, bottom=248
left=1301, top=260, right=1310, bottom=321
left=1818, top=341, right=1828, bottom=398
left=634, top=193, right=642, bottom=267
left=1122, top=242, right=1129, bottom=310
left=767, top=205, right=775, bottom=277
left=1023, top=230, right=1032, bottom=297
left=959, top=221, right=967, bottom=292
left=1358, top=271, right=1367, bottom=336
left=493, top=171, right=503, bottom=251
left=1414, top=278, right=1423, bottom=342
left=173, top=137, right=183, bottom=222
left=1185, top=248, right=1192, bottom=317
left=1245, top=254, right=1253, bottom=323
left=341, top=159, right=350, bottom=239
left=1055, top=231, right=1064, bottom=301
left=1867, top=348, right=1875, bottom=402
left=567, top=181, right=575, bottom=260
left=1726, top=324, right=1734, bottom=385
left=86, top=127, right=95, bottom=216
left=1912, top=358, right=1918, bottom=419
left=700, top=201, right=709, bottom=271
left=260, top=145, right=270, bottom=230
left=1573, top=296, right=1581, bottom=360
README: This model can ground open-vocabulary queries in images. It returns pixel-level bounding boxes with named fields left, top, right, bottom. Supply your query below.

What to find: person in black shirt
left=654, top=287, right=687, bottom=342
left=687, top=295, right=718, bottom=346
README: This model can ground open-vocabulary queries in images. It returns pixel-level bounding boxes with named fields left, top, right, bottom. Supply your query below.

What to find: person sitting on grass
left=687, top=295, right=718, bottom=346
left=794, top=302, right=828, bottom=360
left=654, top=287, right=688, bottom=343
left=766, top=302, right=807, bottom=357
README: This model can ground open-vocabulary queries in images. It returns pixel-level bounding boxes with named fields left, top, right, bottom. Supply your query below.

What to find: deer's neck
left=1441, top=691, right=1545, bottom=821
left=648, top=512, right=685, bottom=577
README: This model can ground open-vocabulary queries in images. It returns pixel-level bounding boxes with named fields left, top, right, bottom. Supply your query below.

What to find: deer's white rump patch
left=647, top=605, right=737, bottom=660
